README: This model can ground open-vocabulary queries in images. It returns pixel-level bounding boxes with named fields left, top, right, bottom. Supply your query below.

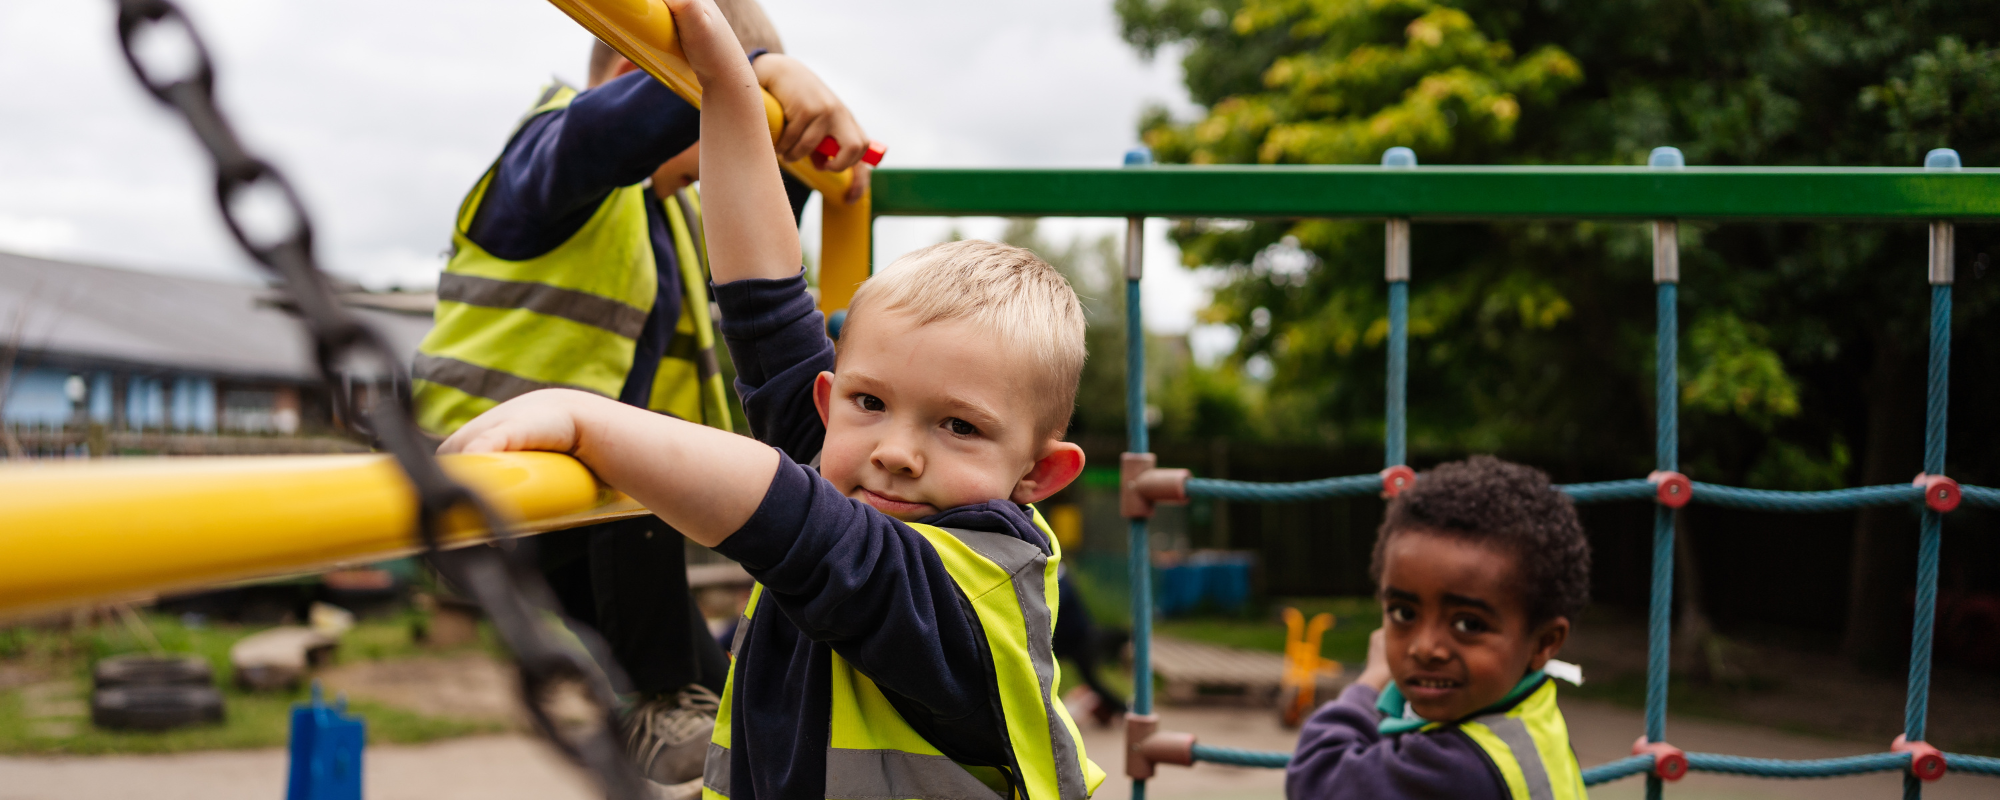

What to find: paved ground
left=4, top=696, right=1993, bottom=799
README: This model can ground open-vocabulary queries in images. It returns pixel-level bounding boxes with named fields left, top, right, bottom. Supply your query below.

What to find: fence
left=868, top=149, right=2000, bottom=799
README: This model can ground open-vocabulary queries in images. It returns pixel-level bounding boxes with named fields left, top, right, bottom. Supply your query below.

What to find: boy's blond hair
left=842, top=240, right=1086, bottom=437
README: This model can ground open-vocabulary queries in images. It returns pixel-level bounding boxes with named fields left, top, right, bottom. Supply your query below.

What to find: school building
left=0, top=250, right=432, bottom=449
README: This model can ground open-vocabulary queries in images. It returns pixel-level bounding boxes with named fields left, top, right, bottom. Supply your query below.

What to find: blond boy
left=440, top=2, right=1105, bottom=798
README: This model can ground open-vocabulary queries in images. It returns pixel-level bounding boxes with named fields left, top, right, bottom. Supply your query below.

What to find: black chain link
left=111, top=3, right=647, bottom=796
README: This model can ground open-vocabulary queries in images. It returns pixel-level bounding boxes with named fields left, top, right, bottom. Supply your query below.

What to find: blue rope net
left=1125, top=197, right=1992, bottom=795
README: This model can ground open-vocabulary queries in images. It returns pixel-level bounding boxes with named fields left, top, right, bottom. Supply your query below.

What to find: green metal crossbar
left=872, top=166, right=2000, bottom=220
left=869, top=152, right=1989, bottom=800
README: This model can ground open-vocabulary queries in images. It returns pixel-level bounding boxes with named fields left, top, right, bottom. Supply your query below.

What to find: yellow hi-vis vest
left=411, top=83, right=732, bottom=437
left=703, top=513, right=1108, bottom=800
left=1392, top=678, right=1586, bottom=800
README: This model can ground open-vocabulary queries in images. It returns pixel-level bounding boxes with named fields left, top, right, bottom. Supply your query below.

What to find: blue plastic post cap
left=1381, top=147, right=1417, bottom=168
left=827, top=309, right=847, bottom=341
left=1123, top=146, right=1154, bottom=167
left=1648, top=147, right=1685, bottom=169
left=1925, top=148, right=1962, bottom=170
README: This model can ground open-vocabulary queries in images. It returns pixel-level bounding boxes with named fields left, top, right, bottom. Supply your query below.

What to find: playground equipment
left=539, top=0, right=877, bottom=313
left=11, top=1, right=1998, bottom=798
left=1277, top=608, right=1337, bottom=728
left=862, top=151, right=2000, bottom=797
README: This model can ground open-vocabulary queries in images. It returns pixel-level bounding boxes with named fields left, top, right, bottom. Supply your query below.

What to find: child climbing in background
left=1287, top=456, right=1591, bottom=800
left=438, top=0, right=1105, bottom=798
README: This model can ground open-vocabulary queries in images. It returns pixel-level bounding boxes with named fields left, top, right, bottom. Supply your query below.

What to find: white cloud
left=0, top=214, right=81, bottom=257
left=2, top=0, right=1214, bottom=320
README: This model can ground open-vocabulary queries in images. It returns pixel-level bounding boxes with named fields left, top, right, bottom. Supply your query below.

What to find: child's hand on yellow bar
left=662, top=0, right=753, bottom=88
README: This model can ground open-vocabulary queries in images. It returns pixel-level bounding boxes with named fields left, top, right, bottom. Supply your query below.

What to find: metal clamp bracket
left=1125, top=713, right=1195, bottom=779
left=1121, top=453, right=1190, bottom=519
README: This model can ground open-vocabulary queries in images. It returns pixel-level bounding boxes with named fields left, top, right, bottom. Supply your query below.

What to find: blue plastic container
left=286, top=683, right=365, bottom=800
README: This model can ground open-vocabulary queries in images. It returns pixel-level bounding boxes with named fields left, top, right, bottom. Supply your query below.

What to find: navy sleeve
left=712, top=271, right=831, bottom=464
left=715, top=456, right=1009, bottom=760
left=1286, top=684, right=1510, bottom=800
left=466, top=71, right=701, bottom=261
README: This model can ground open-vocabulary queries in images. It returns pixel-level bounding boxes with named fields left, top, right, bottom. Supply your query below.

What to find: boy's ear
left=1010, top=440, right=1085, bottom=505
left=1525, top=616, right=1571, bottom=673
left=812, top=371, right=835, bottom=427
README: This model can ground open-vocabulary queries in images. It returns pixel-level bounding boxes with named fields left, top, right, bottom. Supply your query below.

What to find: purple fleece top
left=708, top=272, right=1052, bottom=800
left=1286, top=684, right=1509, bottom=800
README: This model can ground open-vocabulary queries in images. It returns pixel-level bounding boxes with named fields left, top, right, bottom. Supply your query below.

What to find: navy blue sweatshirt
left=710, top=273, right=1044, bottom=799
left=1286, top=684, right=1509, bottom=800
left=464, top=70, right=812, bottom=408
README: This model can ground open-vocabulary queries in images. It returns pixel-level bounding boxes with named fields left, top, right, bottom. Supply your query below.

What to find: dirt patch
left=0, top=662, right=50, bottom=692
left=318, top=654, right=524, bottom=727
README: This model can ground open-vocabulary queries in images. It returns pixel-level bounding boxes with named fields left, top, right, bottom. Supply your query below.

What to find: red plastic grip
left=1913, top=474, right=1961, bottom=513
left=1632, top=737, right=1688, bottom=781
left=1893, top=735, right=1947, bottom=782
left=1648, top=470, right=1692, bottom=509
left=815, top=136, right=888, bottom=166
left=1381, top=465, right=1417, bottom=498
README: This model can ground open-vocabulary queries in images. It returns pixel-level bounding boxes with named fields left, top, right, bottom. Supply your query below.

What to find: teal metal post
left=1122, top=147, right=1154, bottom=800
left=1382, top=147, right=1415, bottom=467
left=1644, top=146, right=1684, bottom=800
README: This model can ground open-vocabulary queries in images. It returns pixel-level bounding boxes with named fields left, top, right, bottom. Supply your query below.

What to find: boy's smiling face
left=812, top=308, right=1083, bottom=522
left=1378, top=529, right=1569, bottom=722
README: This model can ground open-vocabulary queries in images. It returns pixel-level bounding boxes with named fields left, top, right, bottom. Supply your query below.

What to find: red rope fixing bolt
left=1913, top=474, right=1961, bottom=513
left=1892, top=735, right=1948, bottom=781
left=1632, top=737, right=1689, bottom=781
left=1648, top=470, right=1692, bottom=509
left=1380, top=465, right=1417, bottom=499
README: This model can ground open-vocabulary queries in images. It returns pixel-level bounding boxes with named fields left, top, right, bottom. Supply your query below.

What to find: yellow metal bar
left=819, top=185, right=871, bottom=313
left=0, top=452, right=645, bottom=618
left=541, top=0, right=873, bottom=313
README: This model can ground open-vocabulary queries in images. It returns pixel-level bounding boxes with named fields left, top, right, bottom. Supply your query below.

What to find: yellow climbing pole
left=0, top=452, right=645, bottom=618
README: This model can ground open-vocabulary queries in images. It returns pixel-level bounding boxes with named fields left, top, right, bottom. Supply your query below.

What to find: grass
left=0, top=609, right=509, bottom=755
left=1156, top=596, right=1382, bottom=668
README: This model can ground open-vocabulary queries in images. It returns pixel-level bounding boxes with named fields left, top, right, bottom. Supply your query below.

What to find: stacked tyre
left=91, top=654, right=226, bottom=730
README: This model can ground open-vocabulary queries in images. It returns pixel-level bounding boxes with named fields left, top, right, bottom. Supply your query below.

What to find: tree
left=1117, top=0, right=2000, bottom=667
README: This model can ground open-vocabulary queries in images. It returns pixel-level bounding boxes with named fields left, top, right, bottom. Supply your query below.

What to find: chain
left=110, top=3, right=646, bottom=797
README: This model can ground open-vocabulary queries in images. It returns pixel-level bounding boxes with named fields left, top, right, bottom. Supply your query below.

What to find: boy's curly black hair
left=1369, top=455, right=1591, bottom=626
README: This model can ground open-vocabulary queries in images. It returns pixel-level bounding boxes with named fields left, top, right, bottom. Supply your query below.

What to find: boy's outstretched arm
left=667, top=0, right=802, bottom=284
left=439, top=389, right=777, bottom=547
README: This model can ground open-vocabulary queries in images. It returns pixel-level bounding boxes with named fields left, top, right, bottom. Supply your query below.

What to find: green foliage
left=1136, top=0, right=1581, bottom=166
left=1682, top=313, right=1799, bottom=429
left=1117, top=0, right=2000, bottom=496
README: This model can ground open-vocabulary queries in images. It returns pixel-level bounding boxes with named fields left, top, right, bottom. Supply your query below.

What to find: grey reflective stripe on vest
left=827, top=749, right=1004, bottom=800
left=937, top=527, right=1087, bottom=800
left=706, top=742, right=732, bottom=796
left=412, top=353, right=606, bottom=403
left=437, top=272, right=650, bottom=340
left=1475, top=714, right=1554, bottom=800
left=729, top=611, right=751, bottom=656
left=704, top=743, right=1002, bottom=800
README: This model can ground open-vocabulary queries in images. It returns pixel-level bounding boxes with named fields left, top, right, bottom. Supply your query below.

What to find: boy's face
left=1378, top=529, right=1569, bottom=722
left=812, top=309, right=1084, bottom=522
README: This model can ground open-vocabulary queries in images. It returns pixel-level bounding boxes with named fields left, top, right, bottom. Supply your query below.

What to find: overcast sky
left=0, top=0, right=1222, bottom=333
